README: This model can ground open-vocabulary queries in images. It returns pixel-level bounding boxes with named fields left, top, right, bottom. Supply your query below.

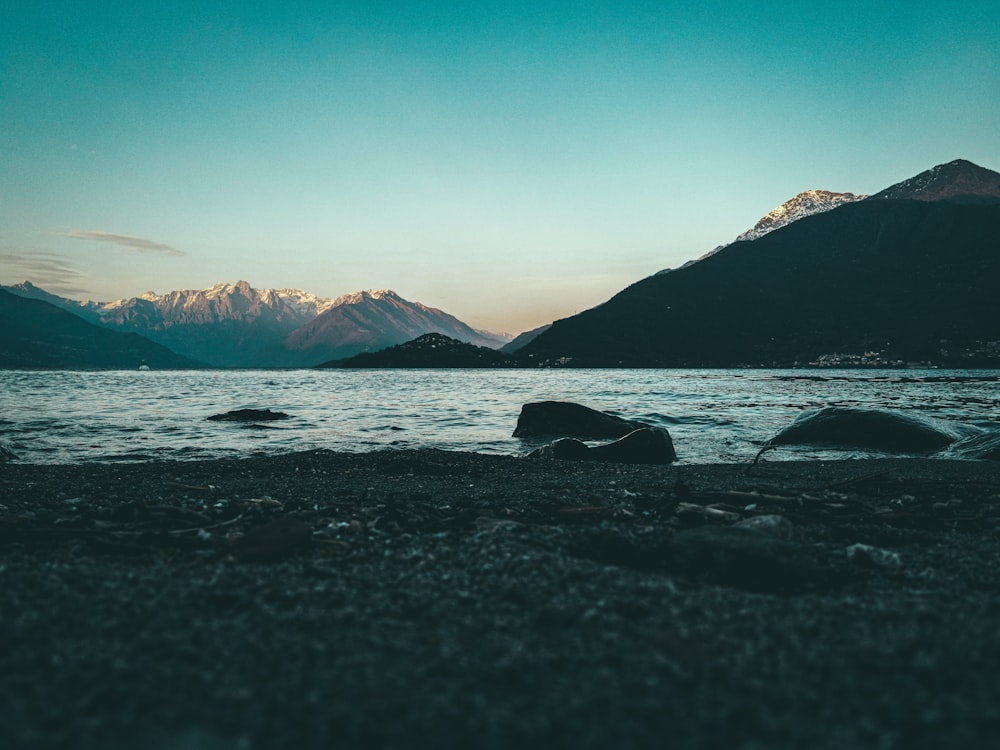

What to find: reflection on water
left=0, top=368, right=998, bottom=464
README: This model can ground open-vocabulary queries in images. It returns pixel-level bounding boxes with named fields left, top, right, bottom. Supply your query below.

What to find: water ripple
left=1, top=368, right=998, bottom=464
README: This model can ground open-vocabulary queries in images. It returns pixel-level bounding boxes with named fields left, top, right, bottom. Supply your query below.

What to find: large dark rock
left=513, top=401, right=649, bottom=439
left=528, top=428, right=676, bottom=464
left=207, top=409, right=290, bottom=422
left=768, top=407, right=954, bottom=453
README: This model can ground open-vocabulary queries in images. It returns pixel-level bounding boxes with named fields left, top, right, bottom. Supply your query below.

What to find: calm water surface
left=1, top=369, right=998, bottom=464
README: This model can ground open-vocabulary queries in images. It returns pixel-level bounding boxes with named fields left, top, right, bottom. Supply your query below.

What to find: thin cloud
left=0, top=251, right=91, bottom=296
left=60, top=230, right=184, bottom=256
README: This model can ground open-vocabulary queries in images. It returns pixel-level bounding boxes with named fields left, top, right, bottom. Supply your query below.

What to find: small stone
left=846, top=543, right=903, bottom=569
left=735, top=514, right=796, bottom=539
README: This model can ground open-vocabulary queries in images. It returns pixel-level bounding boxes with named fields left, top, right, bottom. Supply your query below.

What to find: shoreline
left=3, top=450, right=1000, bottom=748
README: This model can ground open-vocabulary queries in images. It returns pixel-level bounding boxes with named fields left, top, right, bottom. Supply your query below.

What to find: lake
left=1, top=369, right=998, bottom=464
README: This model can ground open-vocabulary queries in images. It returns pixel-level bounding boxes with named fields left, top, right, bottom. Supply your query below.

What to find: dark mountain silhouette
left=0, top=290, right=203, bottom=369
left=319, top=333, right=514, bottom=368
left=517, top=160, right=1000, bottom=367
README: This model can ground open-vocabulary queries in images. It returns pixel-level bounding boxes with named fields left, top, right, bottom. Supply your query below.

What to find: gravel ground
left=2, top=450, right=1000, bottom=749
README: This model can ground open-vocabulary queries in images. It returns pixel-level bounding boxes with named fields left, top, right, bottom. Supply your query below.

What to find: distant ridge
left=501, top=323, right=552, bottom=354
left=0, top=290, right=203, bottom=369
left=0, top=281, right=105, bottom=324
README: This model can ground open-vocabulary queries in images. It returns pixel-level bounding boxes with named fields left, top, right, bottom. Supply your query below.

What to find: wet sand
left=3, top=450, right=1000, bottom=749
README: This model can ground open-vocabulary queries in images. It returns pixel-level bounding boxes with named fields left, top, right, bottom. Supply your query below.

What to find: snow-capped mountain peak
left=275, top=288, right=340, bottom=316
left=656, top=188, right=867, bottom=275
left=34, top=280, right=510, bottom=367
left=330, top=289, right=403, bottom=307
left=735, top=189, right=867, bottom=243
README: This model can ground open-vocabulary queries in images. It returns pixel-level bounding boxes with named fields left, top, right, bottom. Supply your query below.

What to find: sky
left=2, top=1, right=998, bottom=335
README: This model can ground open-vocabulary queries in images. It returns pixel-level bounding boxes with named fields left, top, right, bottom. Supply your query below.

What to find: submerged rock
left=513, top=401, right=651, bottom=439
left=768, top=407, right=954, bottom=453
left=207, top=408, right=290, bottom=422
left=529, top=427, right=676, bottom=464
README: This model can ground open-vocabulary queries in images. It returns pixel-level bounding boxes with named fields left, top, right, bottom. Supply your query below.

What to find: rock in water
left=207, top=408, right=290, bottom=422
left=528, top=428, right=676, bottom=464
left=768, top=407, right=954, bottom=453
left=513, top=401, right=650, bottom=439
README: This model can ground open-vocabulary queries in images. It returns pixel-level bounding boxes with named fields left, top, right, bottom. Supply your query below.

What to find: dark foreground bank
left=2, top=451, right=1000, bottom=749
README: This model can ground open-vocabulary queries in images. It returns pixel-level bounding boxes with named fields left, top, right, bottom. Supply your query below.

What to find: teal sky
left=2, top=1, right=998, bottom=334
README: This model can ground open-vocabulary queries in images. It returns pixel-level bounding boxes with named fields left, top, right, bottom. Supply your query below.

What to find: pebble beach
left=3, top=450, right=1000, bottom=749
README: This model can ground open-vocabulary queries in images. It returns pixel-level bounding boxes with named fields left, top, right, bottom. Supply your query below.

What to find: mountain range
left=516, top=159, right=1000, bottom=367
left=4, top=158, right=998, bottom=370
left=1, top=281, right=509, bottom=368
